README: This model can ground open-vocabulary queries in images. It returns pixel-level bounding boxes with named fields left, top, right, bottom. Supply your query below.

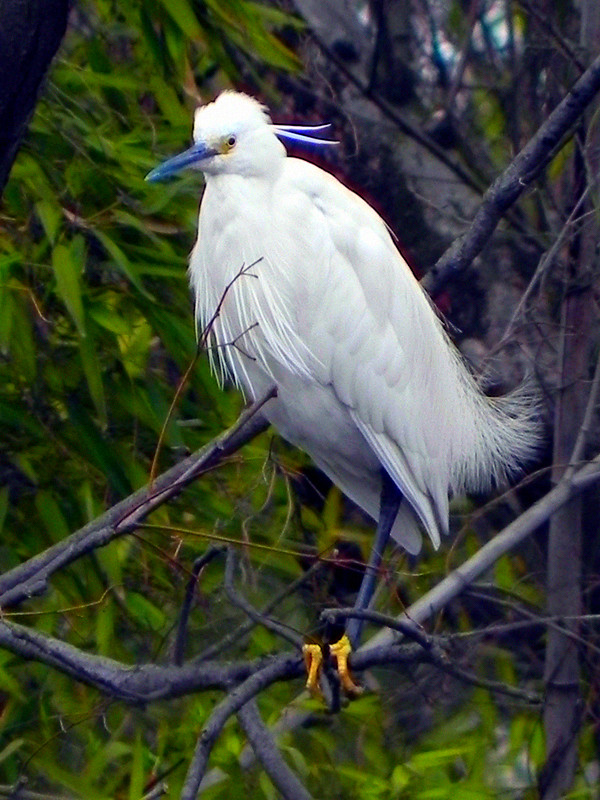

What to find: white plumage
left=148, top=91, right=539, bottom=555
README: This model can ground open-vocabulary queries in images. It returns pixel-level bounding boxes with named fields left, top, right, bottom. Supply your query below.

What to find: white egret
left=147, top=91, right=539, bottom=692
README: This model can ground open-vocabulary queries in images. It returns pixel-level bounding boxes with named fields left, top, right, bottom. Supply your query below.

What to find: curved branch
left=0, top=388, right=275, bottom=609
left=174, top=546, right=226, bottom=665
left=223, top=548, right=304, bottom=650
left=0, top=613, right=433, bottom=707
left=322, top=608, right=540, bottom=705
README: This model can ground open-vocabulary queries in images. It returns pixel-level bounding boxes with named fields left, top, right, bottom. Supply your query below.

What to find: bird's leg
left=330, top=471, right=402, bottom=694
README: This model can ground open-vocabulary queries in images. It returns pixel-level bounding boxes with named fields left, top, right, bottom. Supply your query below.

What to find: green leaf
left=67, top=402, right=131, bottom=495
left=118, top=317, right=152, bottom=380
left=94, top=229, right=154, bottom=299
left=79, top=332, right=108, bottom=425
left=35, top=200, right=63, bottom=244
left=129, top=731, right=145, bottom=800
left=126, top=592, right=167, bottom=631
left=0, top=283, right=12, bottom=352
left=156, top=0, right=203, bottom=38
left=0, top=738, right=26, bottom=766
left=35, top=490, right=70, bottom=543
left=88, top=301, right=131, bottom=334
left=9, top=301, right=36, bottom=382
left=95, top=601, right=115, bottom=657
left=52, top=241, right=86, bottom=336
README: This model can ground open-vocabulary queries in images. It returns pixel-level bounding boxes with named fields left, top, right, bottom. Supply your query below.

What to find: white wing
left=282, top=159, right=457, bottom=547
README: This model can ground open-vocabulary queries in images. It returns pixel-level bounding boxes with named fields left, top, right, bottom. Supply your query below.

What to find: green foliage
left=0, top=0, right=310, bottom=795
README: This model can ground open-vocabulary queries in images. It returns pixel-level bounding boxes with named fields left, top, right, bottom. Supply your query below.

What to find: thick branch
left=237, top=700, right=314, bottom=800
left=423, top=52, right=600, bottom=294
left=0, top=389, right=275, bottom=609
left=0, top=614, right=429, bottom=705
left=366, top=454, right=600, bottom=651
left=0, top=617, right=301, bottom=702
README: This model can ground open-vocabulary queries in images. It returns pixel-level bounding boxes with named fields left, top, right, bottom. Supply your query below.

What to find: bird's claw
left=303, top=643, right=324, bottom=696
left=329, top=634, right=363, bottom=696
left=302, top=635, right=363, bottom=698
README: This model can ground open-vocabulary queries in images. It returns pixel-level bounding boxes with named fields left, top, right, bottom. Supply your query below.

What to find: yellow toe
left=302, top=643, right=324, bottom=696
left=329, top=634, right=363, bottom=696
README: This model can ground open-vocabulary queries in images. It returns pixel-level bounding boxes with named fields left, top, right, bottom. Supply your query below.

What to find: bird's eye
left=225, top=135, right=236, bottom=149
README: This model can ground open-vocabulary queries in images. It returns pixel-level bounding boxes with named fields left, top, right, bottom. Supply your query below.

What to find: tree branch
left=422, top=52, right=600, bottom=294
left=0, top=388, right=276, bottom=609
left=180, top=659, right=325, bottom=800
left=196, top=559, right=322, bottom=662
left=223, top=547, right=304, bottom=650
left=322, top=607, right=540, bottom=705
left=365, top=454, right=600, bottom=651
left=237, top=700, right=314, bottom=800
left=0, top=617, right=300, bottom=702
left=173, top=546, right=226, bottom=665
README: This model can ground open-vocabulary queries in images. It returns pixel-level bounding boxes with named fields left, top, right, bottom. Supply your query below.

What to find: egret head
left=146, top=91, right=336, bottom=183
left=146, top=92, right=284, bottom=181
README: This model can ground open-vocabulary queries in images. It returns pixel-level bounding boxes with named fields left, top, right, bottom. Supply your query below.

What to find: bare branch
left=237, top=700, right=314, bottom=800
left=180, top=658, right=310, bottom=800
left=173, top=546, right=226, bottom=665
left=0, top=388, right=276, bottom=609
left=196, top=560, right=322, bottom=662
left=0, top=616, right=305, bottom=702
left=320, top=608, right=541, bottom=704
left=365, top=454, right=600, bottom=651
left=0, top=782, right=75, bottom=800
left=423, top=52, right=600, bottom=294
left=223, top=548, right=304, bottom=650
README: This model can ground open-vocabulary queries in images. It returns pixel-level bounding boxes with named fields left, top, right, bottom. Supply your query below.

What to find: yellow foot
left=329, top=634, right=363, bottom=696
left=302, top=643, right=324, bottom=696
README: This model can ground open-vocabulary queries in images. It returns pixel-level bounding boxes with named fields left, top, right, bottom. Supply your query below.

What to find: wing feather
left=295, top=164, right=453, bottom=546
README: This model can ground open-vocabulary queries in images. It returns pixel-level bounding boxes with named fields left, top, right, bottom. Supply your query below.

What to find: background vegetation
left=1, top=1, right=600, bottom=798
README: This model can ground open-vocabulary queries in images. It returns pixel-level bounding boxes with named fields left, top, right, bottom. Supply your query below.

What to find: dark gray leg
left=345, top=470, right=402, bottom=647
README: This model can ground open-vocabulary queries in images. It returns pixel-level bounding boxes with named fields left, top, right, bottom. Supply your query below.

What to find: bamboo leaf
left=52, top=241, right=86, bottom=336
left=79, top=332, right=108, bottom=425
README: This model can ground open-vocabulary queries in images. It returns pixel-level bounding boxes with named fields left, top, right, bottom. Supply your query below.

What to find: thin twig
left=495, top=182, right=593, bottom=350
left=223, top=549, right=303, bottom=650
left=311, top=29, right=487, bottom=196
left=173, top=546, right=226, bottom=665
left=196, top=559, right=323, bottom=662
left=0, top=783, right=75, bottom=800
left=444, top=0, right=481, bottom=114
left=365, top=452, right=600, bottom=652
left=0, top=387, right=276, bottom=609
left=514, top=0, right=586, bottom=74
left=566, top=346, right=600, bottom=479
left=320, top=608, right=540, bottom=704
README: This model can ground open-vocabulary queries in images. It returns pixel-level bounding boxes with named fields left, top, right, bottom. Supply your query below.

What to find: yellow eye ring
left=221, top=134, right=237, bottom=154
